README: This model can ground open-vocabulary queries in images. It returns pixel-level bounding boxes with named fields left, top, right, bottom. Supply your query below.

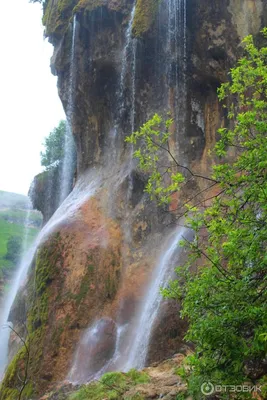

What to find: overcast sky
left=0, top=0, right=65, bottom=195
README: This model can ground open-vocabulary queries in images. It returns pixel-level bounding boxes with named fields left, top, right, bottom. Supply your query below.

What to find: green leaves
left=175, top=29, right=267, bottom=397
left=127, top=28, right=267, bottom=399
left=126, top=114, right=185, bottom=205
left=41, top=120, right=68, bottom=170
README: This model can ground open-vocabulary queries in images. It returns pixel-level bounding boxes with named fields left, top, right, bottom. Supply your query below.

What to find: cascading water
left=68, top=226, right=187, bottom=383
left=167, top=0, right=187, bottom=93
left=60, top=16, right=77, bottom=204
left=119, top=4, right=136, bottom=107
left=68, top=2, right=188, bottom=383
left=109, top=3, right=137, bottom=165
left=166, top=0, right=187, bottom=153
left=121, top=5, right=138, bottom=137
left=0, top=205, right=33, bottom=379
left=123, top=227, right=187, bottom=370
left=0, top=172, right=99, bottom=380
left=109, top=3, right=138, bottom=236
left=130, top=38, right=137, bottom=134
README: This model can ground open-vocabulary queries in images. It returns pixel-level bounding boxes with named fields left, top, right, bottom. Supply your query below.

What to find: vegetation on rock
left=132, top=0, right=160, bottom=37
left=40, top=120, right=67, bottom=169
left=5, top=236, right=22, bottom=264
left=30, top=120, right=76, bottom=222
left=127, top=29, right=267, bottom=398
left=69, top=370, right=150, bottom=400
left=0, top=233, right=63, bottom=399
left=42, top=0, right=78, bottom=37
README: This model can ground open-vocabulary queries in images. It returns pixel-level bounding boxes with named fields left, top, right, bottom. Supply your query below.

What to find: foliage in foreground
left=127, top=30, right=267, bottom=398
left=69, top=370, right=150, bottom=400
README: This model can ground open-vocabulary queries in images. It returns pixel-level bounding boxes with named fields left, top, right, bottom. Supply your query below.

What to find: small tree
left=127, top=29, right=267, bottom=398
left=5, top=236, right=22, bottom=265
left=40, top=120, right=66, bottom=169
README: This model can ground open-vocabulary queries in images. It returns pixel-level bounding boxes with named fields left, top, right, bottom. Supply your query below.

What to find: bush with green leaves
left=5, top=236, right=22, bottom=265
left=127, top=29, right=267, bottom=398
left=40, top=120, right=67, bottom=169
left=69, top=370, right=150, bottom=400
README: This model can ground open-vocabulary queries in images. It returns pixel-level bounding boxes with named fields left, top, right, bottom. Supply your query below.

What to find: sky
left=0, top=0, right=65, bottom=195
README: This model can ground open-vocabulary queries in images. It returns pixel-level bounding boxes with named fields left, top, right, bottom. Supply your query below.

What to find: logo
left=201, top=382, right=261, bottom=396
left=201, top=382, right=215, bottom=396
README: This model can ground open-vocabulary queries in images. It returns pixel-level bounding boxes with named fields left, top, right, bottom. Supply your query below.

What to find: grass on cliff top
left=69, top=370, right=150, bottom=400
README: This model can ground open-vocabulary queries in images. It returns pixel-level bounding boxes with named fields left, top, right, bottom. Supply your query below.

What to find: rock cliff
left=1, top=0, right=266, bottom=398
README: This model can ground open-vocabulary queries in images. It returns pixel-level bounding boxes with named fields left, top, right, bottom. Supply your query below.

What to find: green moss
left=74, top=263, right=95, bottom=304
left=105, top=272, right=118, bottom=299
left=132, top=0, right=160, bottom=37
left=0, top=377, right=33, bottom=400
left=68, top=370, right=149, bottom=400
left=21, top=382, right=34, bottom=399
left=0, top=347, right=26, bottom=400
left=126, top=369, right=150, bottom=384
left=43, top=0, right=78, bottom=37
left=74, top=0, right=106, bottom=13
left=0, top=233, right=64, bottom=398
left=0, top=388, right=18, bottom=400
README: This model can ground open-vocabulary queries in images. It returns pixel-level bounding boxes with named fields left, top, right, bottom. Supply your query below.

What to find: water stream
left=68, top=1, right=188, bottom=382
left=166, top=0, right=187, bottom=156
left=68, top=226, right=187, bottom=382
left=0, top=0, right=189, bottom=384
left=109, top=4, right=137, bottom=166
left=119, top=4, right=136, bottom=103
left=60, top=16, right=77, bottom=204
left=0, top=172, right=100, bottom=380
left=0, top=206, right=33, bottom=379
left=123, top=226, right=187, bottom=370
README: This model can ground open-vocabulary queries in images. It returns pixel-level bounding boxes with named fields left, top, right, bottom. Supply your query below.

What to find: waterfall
left=68, top=226, right=186, bottom=383
left=167, top=0, right=187, bottom=87
left=115, top=3, right=138, bottom=137
left=119, top=4, right=136, bottom=102
left=60, top=16, right=77, bottom=204
left=108, top=3, right=138, bottom=229
left=166, top=0, right=187, bottom=152
left=0, top=173, right=99, bottom=380
left=0, top=205, right=33, bottom=379
left=130, top=38, right=137, bottom=134
left=123, top=227, right=187, bottom=370
left=69, top=319, right=128, bottom=384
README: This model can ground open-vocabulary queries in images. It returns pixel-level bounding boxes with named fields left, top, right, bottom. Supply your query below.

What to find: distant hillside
left=0, top=191, right=42, bottom=295
left=0, top=190, right=31, bottom=210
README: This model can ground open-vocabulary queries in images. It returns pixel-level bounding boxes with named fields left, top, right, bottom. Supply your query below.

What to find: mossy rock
left=132, top=0, right=160, bottom=37
left=43, top=0, right=128, bottom=38
left=0, top=346, right=33, bottom=400
left=74, top=0, right=127, bottom=14
left=68, top=369, right=150, bottom=399
left=43, top=0, right=78, bottom=38
left=0, top=233, right=64, bottom=399
left=74, top=0, right=106, bottom=13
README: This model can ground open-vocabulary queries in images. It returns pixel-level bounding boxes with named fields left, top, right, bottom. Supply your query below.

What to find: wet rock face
left=52, top=0, right=267, bottom=176
left=45, top=0, right=266, bottom=376
left=71, top=318, right=117, bottom=382
left=4, top=0, right=267, bottom=397
left=186, top=0, right=266, bottom=175
left=29, top=168, right=62, bottom=224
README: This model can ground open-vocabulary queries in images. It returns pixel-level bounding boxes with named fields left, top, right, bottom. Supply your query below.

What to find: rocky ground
left=40, top=353, right=189, bottom=400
